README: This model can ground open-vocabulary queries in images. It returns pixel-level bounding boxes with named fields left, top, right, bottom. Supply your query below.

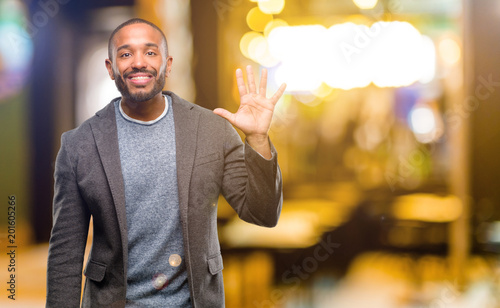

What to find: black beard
left=114, top=68, right=165, bottom=103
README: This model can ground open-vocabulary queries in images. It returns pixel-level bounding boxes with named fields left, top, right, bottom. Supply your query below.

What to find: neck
left=121, top=92, right=165, bottom=121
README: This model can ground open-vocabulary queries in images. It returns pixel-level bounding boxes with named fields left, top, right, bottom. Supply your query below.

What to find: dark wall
left=469, top=0, right=500, bottom=250
left=190, top=0, right=219, bottom=109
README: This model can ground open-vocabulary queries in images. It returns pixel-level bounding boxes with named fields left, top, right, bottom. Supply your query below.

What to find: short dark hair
left=108, top=18, right=168, bottom=61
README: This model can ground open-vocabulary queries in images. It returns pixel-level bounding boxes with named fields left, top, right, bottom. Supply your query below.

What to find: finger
left=270, top=83, right=287, bottom=104
left=236, top=68, right=247, bottom=97
left=213, top=108, right=236, bottom=125
left=246, top=65, right=257, bottom=94
left=259, top=68, right=267, bottom=96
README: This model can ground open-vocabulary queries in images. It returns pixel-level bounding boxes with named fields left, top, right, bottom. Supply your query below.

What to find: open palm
left=214, top=65, right=287, bottom=138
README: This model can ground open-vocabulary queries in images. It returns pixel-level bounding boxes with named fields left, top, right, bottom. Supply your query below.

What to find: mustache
left=122, top=68, right=157, bottom=79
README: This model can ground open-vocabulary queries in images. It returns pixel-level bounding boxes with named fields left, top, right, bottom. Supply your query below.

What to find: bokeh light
left=258, top=0, right=285, bottom=15
left=239, top=31, right=262, bottom=59
left=268, top=25, right=327, bottom=91
left=439, top=37, right=461, bottom=66
left=353, top=0, right=378, bottom=9
left=246, top=7, right=273, bottom=32
left=262, top=21, right=436, bottom=91
left=0, top=0, right=34, bottom=102
left=410, top=106, right=436, bottom=135
left=419, top=36, right=437, bottom=84
left=254, top=21, right=436, bottom=92
left=392, top=194, right=463, bottom=223
left=263, top=18, right=288, bottom=37
left=409, top=103, right=443, bottom=143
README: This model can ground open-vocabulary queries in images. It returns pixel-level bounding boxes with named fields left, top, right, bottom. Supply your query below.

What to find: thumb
left=213, top=108, right=235, bottom=124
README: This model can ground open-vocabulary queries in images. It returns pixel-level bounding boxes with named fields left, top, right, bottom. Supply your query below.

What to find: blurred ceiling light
left=392, top=194, right=462, bottom=223
left=370, top=22, right=430, bottom=88
left=246, top=7, right=273, bottom=32
left=353, top=0, right=378, bottom=10
left=269, top=25, right=327, bottom=91
left=264, top=18, right=288, bottom=37
left=258, top=0, right=285, bottom=14
left=264, top=21, right=436, bottom=92
left=323, top=22, right=372, bottom=90
left=438, top=37, right=461, bottom=66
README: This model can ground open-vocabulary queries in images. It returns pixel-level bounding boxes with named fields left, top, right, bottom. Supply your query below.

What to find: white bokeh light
left=254, top=21, right=437, bottom=92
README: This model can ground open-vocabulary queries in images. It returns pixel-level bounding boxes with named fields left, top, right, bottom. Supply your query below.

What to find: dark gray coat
left=46, top=91, right=282, bottom=307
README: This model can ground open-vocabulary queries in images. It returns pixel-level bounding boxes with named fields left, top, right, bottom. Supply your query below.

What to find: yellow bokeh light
left=264, top=18, right=288, bottom=37
left=392, top=194, right=463, bottom=223
left=439, top=37, right=461, bottom=66
left=258, top=0, right=285, bottom=14
left=246, top=7, right=273, bottom=32
left=353, top=0, right=378, bottom=9
left=240, top=30, right=280, bottom=67
left=248, top=35, right=267, bottom=61
left=240, top=31, right=262, bottom=59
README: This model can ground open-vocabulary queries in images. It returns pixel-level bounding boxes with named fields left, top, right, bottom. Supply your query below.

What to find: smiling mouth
left=127, top=74, right=153, bottom=85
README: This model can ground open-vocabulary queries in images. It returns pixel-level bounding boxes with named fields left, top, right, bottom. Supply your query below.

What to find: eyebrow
left=116, top=43, right=159, bottom=53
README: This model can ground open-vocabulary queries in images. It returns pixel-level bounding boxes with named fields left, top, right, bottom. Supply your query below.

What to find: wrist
left=246, top=134, right=272, bottom=159
left=246, top=134, right=269, bottom=146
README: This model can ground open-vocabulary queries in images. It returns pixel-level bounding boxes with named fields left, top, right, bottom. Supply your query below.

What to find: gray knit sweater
left=114, top=95, right=191, bottom=307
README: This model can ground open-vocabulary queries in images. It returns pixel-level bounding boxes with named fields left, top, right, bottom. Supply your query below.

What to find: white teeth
left=130, top=76, right=150, bottom=80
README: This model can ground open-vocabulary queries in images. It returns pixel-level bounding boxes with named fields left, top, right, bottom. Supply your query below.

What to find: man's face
left=105, top=23, right=172, bottom=103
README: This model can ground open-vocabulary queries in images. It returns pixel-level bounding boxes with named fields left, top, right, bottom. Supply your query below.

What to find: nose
left=131, top=53, right=147, bottom=70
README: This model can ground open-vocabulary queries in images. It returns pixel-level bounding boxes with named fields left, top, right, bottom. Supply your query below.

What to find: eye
left=146, top=51, right=156, bottom=56
left=120, top=52, right=131, bottom=58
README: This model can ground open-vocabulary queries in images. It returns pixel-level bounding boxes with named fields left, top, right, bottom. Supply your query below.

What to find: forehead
left=112, top=23, right=163, bottom=49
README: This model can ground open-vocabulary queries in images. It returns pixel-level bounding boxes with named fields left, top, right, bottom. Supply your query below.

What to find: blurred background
left=1, top=0, right=500, bottom=307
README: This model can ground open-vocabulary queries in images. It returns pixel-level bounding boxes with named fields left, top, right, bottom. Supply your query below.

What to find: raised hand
left=213, top=65, right=286, bottom=159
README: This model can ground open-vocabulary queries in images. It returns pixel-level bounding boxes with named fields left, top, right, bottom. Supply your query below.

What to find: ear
left=165, top=56, right=173, bottom=78
left=105, top=59, right=115, bottom=80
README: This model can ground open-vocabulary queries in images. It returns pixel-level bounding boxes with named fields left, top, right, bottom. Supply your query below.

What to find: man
left=46, top=18, right=285, bottom=307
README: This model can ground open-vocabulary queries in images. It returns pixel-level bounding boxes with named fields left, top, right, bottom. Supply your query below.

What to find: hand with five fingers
left=213, top=65, right=287, bottom=159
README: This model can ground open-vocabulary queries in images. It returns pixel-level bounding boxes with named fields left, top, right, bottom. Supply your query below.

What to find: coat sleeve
left=46, top=132, right=91, bottom=307
left=220, top=120, right=283, bottom=227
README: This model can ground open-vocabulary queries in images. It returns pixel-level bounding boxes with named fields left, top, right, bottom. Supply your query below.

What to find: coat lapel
left=89, top=99, right=129, bottom=279
left=168, top=91, right=199, bottom=298
left=168, top=91, right=200, bottom=222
